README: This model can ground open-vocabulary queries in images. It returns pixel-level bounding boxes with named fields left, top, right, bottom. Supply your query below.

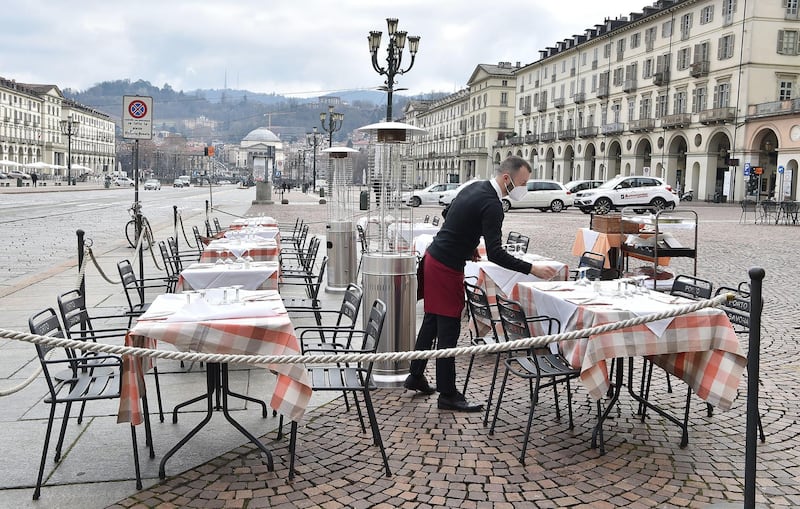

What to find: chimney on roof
left=516, top=61, right=521, bottom=68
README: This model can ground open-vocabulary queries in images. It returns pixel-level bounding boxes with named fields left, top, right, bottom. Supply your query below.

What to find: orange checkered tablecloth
left=202, top=239, right=279, bottom=263
left=228, top=216, right=278, bottom=229
left=515, top=281, right=746, bottom=410
left=175, top=262, right=280, bottom=292
left=118, top=292, right=312, bottom=426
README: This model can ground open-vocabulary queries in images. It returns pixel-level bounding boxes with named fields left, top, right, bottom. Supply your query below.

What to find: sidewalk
left=0, top=193, right=796, bottom=508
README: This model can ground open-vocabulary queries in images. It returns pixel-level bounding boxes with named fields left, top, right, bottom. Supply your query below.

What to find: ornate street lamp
left=368, top=18, right=421, bottom=121
left=306, top=127, right=324, bottom=191
left=59, top=114, right=80, bottom=185
left=320, top=105, right=344, bottom=147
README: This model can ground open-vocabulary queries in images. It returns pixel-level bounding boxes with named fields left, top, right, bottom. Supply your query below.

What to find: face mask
left=506, top=178, right=527, bottom=201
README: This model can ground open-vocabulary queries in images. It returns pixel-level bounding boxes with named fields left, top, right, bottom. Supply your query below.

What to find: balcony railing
left=524, top=134, right=538, bottom=143
left=553, top=98, right=565, bottom=108
left=591, top=60, right=598, bottom=70
left=653, top=71, right=670, bottom=86
left=629, top=118, right=656, bottom=132
left=690, top=60, right=710, bottom=78
left=558, top=129, right=576, bottom=140
left=573, top=92, right=586, bottom=104
left=522, top=105, right=532, bottom=116
left=509, top=136, right=524, bottom=145
left=537, top=100, right=547, bottom=112
left=539, top=131, right=557, bottom=142
left=661, top=113, right=692, bottom=129
left=460, top=147, right=488, bottom=156
left=700, top=107, right=737, bottom=124
left=578, top=126, right=599, bottom=138
left=623, top=79, right=638, bottom=93
left=601, top=122, right=625, bottom=135
left=597, top=85, right=609, bottom=99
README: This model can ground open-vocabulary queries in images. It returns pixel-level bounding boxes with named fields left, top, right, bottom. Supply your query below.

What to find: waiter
left=404, top=156, right=558, bottom=411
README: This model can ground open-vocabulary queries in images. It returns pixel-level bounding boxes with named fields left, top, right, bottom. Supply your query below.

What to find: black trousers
left=409, top=312, right=461, bottom=396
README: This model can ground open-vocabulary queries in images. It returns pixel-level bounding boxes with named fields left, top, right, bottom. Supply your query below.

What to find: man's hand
left=531, top=264, right=558, bottom=280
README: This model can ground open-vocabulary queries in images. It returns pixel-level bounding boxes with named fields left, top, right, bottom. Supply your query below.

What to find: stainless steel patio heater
left=356, top=121, right=427, bottom=387
left=322, top=147, right=359, bottom=292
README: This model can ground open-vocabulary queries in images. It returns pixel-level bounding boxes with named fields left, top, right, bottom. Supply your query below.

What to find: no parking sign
left=122, top=95, right=153, bottom=140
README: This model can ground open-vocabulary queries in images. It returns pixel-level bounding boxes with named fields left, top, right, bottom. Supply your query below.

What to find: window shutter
left=718, top=38, right=724, bottom=59
left=778, top=31, right=785, bottom=54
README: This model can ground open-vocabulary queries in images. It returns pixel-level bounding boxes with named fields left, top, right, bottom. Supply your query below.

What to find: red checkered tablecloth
left=515, top=281, right=747, bottom=410
left=118, top=292, right=312, bottom=426
left=202, top=239, right=279, bottom=263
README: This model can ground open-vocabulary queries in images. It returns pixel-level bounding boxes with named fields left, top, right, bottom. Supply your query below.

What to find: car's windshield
left=597, top=177, right=625, bottom=189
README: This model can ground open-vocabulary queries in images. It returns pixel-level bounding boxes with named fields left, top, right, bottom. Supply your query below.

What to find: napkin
left=166, top=297, right=281, bottom=322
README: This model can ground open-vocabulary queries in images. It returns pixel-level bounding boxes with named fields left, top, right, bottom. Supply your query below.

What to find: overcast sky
left=3, top=0, right=649, bottom=97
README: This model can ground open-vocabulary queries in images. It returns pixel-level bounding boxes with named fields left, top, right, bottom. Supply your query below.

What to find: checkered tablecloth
left=202, top=239, right=279, bottom=263
left=515, top=281, right=747, bottom=410
left=118, top=291, right=312, bottom=426
left=228, top=216, right=278, bottom=229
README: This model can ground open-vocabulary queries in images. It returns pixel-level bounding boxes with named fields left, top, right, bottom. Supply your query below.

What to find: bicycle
left=125, top=203, right=154, bottom=249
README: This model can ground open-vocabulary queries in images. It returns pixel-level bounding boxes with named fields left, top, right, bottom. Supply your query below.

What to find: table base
left=158, top=362, right=274, bottom=479
left=591, top=357, right=690, bottom=455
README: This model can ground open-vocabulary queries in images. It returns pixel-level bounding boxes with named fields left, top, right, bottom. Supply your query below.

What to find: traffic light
left=747, top=174, right=758, bottom=195
left=204, top=146, right=215, bottom=156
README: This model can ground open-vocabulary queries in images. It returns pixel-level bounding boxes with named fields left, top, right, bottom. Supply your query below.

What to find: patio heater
left=356, top=121, right=426, bottom=387
left=322, top=147, right=359, bottom=292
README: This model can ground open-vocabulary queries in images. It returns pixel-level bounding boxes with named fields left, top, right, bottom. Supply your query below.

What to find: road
left=0, top=185, right=246, bottom=287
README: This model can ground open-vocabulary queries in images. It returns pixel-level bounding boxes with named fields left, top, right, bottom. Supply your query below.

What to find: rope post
left=137, top=211, right=145, bottom=298
left=744, top=266, right=765, bottom=509
left=205, top=199, right=210, bottom=233
left=173, top=205, right=180, bottom=258
left=77, top=229, right=86, bottom=297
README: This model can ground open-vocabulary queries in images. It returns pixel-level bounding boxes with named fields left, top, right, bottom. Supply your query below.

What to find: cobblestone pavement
left=2, top=185, right=798, bottom=508
left=106, top=194, right=799, bottom=508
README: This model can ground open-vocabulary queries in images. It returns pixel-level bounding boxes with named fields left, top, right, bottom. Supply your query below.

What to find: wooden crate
left=591, top=213, right=640, bottom=234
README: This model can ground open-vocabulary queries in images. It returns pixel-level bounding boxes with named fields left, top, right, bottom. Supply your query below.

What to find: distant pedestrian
left=31, top=172, right=38, bottom=187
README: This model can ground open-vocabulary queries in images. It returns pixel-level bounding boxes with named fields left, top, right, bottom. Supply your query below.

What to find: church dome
left=242, top=127, right=281, bottom=143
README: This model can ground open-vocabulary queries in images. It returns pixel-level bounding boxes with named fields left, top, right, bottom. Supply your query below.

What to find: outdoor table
left=223, top=226, right=281, bottom=242
left=228, top=216, right=278, bottom=229
left=202, top=238, right=279, bottom=263
left=117, top=290, right=312, bottom=477
left=515, top=279, right=746, bottom=452
left=176, top=261, right=280, bottom=292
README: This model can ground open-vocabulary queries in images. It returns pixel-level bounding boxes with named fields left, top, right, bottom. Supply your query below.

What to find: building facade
left=492, top=0, right=800, bottom=202
left=0, top=78, right=115, bottom=179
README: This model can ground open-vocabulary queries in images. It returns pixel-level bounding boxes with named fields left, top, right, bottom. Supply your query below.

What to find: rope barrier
left=86, top=247, right=122, bottom=285
left=0, top=294, right=732, bottom=371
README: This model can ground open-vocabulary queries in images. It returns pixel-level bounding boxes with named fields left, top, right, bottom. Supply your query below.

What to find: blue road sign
left=744, top=162, right=751, bottom=177
left=779, top=165, right=785, bottom=174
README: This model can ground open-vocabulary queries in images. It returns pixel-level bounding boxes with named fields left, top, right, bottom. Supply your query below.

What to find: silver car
left=407, top=182, right=459, bottom=207
left=502, top=179, right=573, bottom=213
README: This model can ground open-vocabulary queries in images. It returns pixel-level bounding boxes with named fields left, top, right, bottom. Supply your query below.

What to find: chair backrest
left=495, top=294, right=560, bottom=354
left=158, top=241, right=178, bottom=280
left=213, top=217, right=223, bottom=234
left=741, top=199, right=757, bottom=212
left=463, top=281, right=500, bottom=341
left=302, top=236, right=321, bottom=271
left=338, top=283, right=364, bottom=327
left=28, top=308, right=73, bottom=393
left=431, top=216, right=440, bottom=226
left=670, top=274, right=713, bottom=300
left=192, top=225, right=206, bottom=251
left=359, top=299, right=387, bottom=359
left=423, top=214, right=430, bottom=223
left=578, top=251, right=605, bottom=280
left=56, top=289, right=101, bottom=341
left=506, top=231, right=530, bottom=253
left=307, top=256, right=328, bottom=301
left=117, top=260, right=145, bottom=309
left=715, top=284, right=751, bottom=334
left=204, top=219, right=213, bottom=236
left=356, top=224, right=369, bottom=253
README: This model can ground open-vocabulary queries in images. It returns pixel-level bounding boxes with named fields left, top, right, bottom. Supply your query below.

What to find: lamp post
left=368, top=18, right=421, bottom=121
left=320, top=105, right=344, bottom=147
left=306, top=127, right=324, bottom=191
left=59, top=114, right=79, bottom=185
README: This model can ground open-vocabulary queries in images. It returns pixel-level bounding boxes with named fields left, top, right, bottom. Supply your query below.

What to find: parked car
left=173, top=178, right=188, bottom=188
left=573, top=175, right=678, bottom=214
left=7, top=170, right=31, bottom=180
left=565, top=180, right=604, bottom=212
left=406, top=182, right=459, bottom=207
left=114, top=177, right=135, bottom=187
left=501, top=179, right=573, bottom=213
left=143, top=179, right=161, bottom=190
left=439, top=179, right=481, bottom=206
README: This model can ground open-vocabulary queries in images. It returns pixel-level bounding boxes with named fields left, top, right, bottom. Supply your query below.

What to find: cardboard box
left=591, top=213, right=640, bottom=234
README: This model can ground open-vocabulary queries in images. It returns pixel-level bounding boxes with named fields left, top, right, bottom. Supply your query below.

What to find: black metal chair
left=295, top=283, right=364, bottom=353
left=28, top=308, right=151, bottom=500
left=423, top=214, right=430, bottom=223
left=281, top=257, right=328, bottom=325
left=157, top=241, right=179, bottom=293
left=739, top=199, right=758, bottom=224
left=117, top=259, right=166, bottom=326
left=570, top=251, right=606, bottom=281
left=213, top=217, right=224, bottom=234
left=289, top=299, right=390, bottom=480
left=463, top=281, right=505, bottom=426
left=759, top=200, right=779, bottom=224
left=192, top=225, right=207, bottom=251
left=57, top=289, right=165, bottom=422
left=489, top=295, right=580, bottom=465
left=431, top=216, right=440, bottom=226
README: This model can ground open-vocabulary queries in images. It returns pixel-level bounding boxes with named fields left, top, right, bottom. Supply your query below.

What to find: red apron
left=422, top=254, right=464, bottom=318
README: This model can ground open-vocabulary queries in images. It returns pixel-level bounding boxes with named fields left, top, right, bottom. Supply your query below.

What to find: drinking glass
left=214, top=247, right=225, bottom=265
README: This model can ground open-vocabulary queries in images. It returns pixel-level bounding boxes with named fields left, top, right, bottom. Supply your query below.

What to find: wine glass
left=214, top=247, right=225, bottom=265
left=575, top=267, right=590, bottom=286
left=223, top=247, right=234, bottom=265
left=230, top=285, right=243, bottom=303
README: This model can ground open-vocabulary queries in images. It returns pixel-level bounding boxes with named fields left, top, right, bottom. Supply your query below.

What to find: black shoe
left=437, top=392, right=483, bottom=412
left=404, top=374, right=436, bottom=395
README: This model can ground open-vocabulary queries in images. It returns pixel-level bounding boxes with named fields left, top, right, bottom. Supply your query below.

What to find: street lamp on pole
left=59, top=114, right=79, bottom=186
left=368, top=18, right=420, bottom=121
left=320, top=105, right=344, bottom=147
left=306, top=127, right=323, bottom=191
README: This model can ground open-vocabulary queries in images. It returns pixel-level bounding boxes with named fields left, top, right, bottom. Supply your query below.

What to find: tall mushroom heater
left=357, top=121, right=427, bottom=387
left=322, top=147, right=359, bottom=292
